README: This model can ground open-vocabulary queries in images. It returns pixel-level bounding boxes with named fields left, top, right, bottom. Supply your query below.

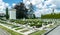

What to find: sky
left=2, top=0, right=60, bottom=8
left=0, top=0, right=59, bottom=9
left=0, top=0, right=60, bottom=17
left=3, top=0, right=23, bottom=6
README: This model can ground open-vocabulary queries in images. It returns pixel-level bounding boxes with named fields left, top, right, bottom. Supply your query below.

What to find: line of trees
left=14, top=2, right=36, bottom=19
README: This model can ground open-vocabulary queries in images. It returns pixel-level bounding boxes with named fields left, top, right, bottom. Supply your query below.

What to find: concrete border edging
left=44, top=25, right=59, bottom=35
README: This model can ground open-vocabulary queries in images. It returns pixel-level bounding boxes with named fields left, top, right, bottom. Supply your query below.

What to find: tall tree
left=28, top=3, right=35, bottom=18
left=6, top=7, right=9, bottom=19
left=14, top=2, right=28, bottom=19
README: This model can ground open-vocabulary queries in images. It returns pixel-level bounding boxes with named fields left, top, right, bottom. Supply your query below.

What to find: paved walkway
left=0, top=28, right=10, bottom=35
left=47, top=26, right=60, bottom=35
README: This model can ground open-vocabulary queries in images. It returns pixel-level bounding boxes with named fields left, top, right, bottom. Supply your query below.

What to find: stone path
left=47, top=26, right=60, bottom=35
left=0, top=28, right=10, bottom=35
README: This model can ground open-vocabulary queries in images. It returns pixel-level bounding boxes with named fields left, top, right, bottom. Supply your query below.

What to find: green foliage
left=41, top=13, right=60, bottom=19
left=14, top=2, right=28, bottom=19
left=10, top=19, right=16, bottom=22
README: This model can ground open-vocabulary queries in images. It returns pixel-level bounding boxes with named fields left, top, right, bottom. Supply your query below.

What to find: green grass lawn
left=0, top=25, right=23, bottom=35
left=20, top=29, right=29, bottom=33
left=29, top=30, right=46, bottom=35
left=15, top=27, right=23, bottom=30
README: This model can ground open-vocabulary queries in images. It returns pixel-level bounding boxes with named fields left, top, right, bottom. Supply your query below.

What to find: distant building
left=9, top=9, right=16, bottom=19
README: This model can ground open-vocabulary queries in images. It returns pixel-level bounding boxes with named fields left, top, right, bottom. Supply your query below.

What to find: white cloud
left=5, top=3, right=9, bottom=7
left=49, top=4, right=56, bottom=8
left=12, top=3, right=16, bottom=7
left=0, top=0, right=10, bottom=13
left=52, top=0, right=60, bottom=8
left=33, top=0, right=43, bottom=5
left=34, top=10, right=41, bottom=17
left=36, top=3, right=43, bottom=8
left=26, top=0, right=42, bottom=5
left=24, top=0, right=57, bottom=17
left=30, top=0, right=36, bottom=5
left=8, top=6, right=11, bottom=9
left=45, top=0, right=52, bottom=5
left=0, top=0, right=2, bottom=2
left=26, top=1, right=30, bottom=5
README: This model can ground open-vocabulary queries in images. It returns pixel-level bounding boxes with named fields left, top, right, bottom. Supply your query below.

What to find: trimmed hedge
left=11, top=19, right=46, bottom=28
left=41, top=13, right=60, bottom=19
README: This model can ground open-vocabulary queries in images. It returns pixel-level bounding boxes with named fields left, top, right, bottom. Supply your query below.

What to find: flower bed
left=15, top=28, right=23, bottom=30
left=20, top=29, right=29, bottom=33
left=0, top=25, right=23, bottom=35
